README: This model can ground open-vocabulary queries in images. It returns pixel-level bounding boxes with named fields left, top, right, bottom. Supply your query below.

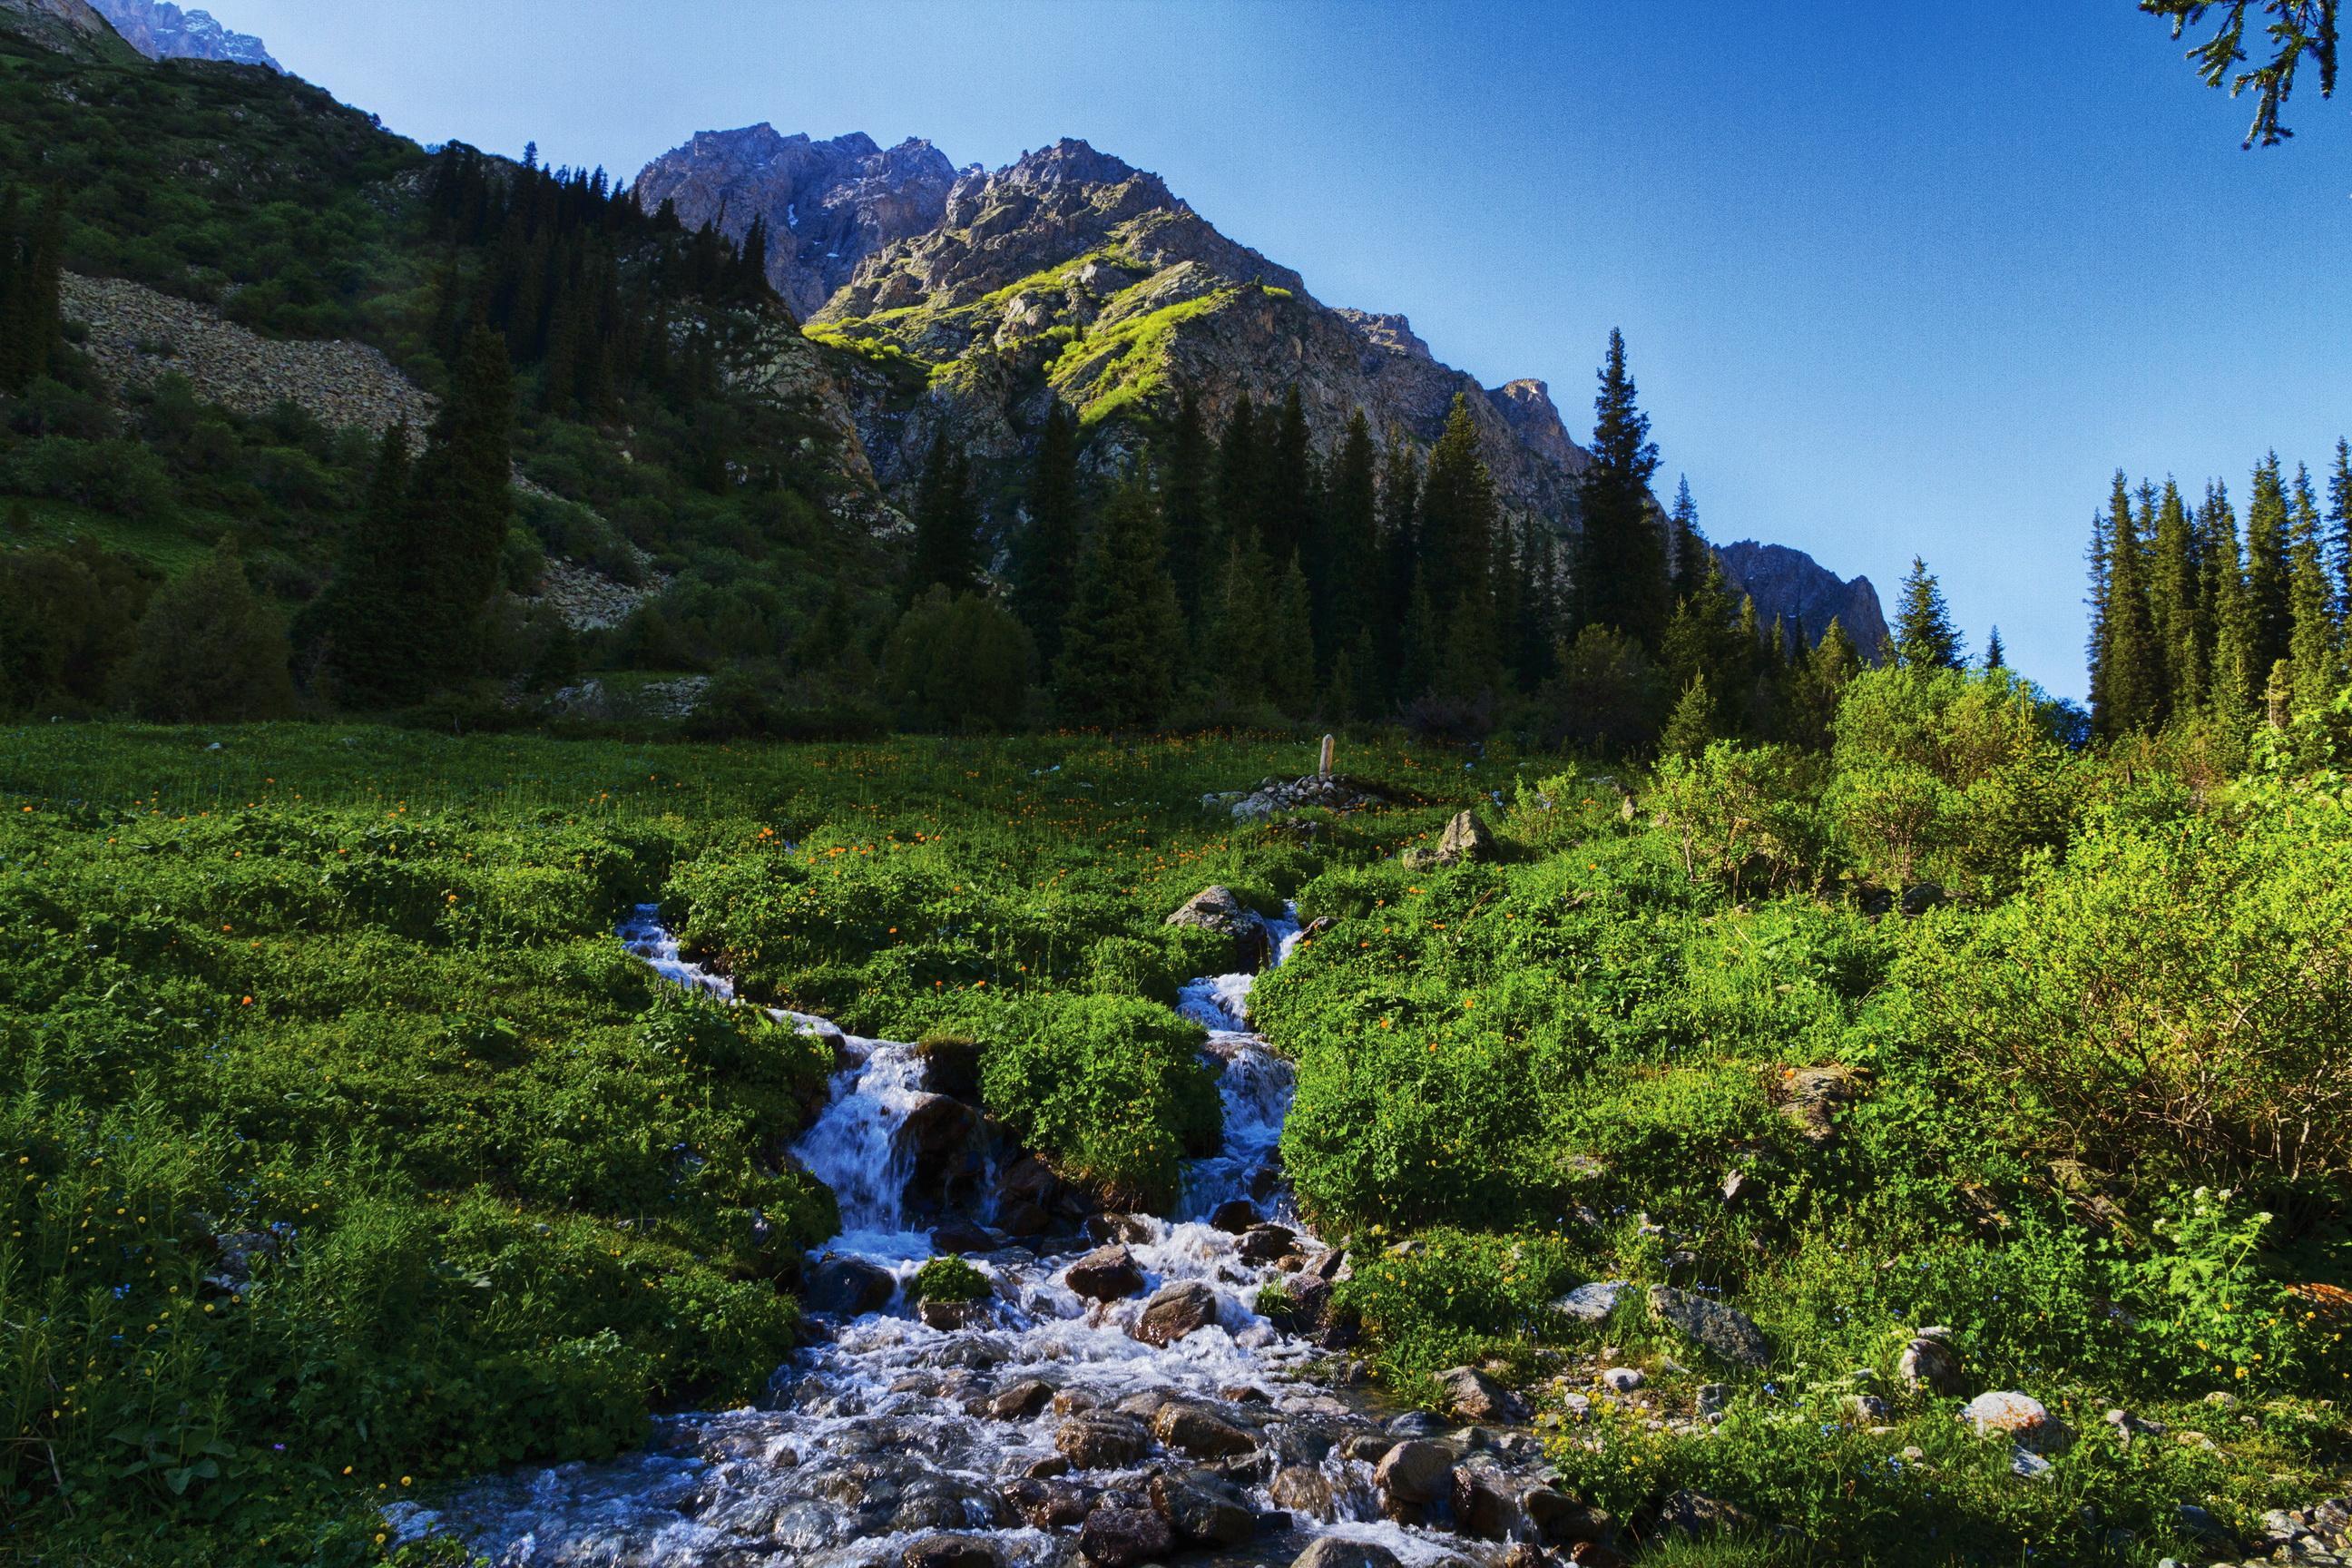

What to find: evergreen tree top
left=1894, top=555, right=1965, bottom=670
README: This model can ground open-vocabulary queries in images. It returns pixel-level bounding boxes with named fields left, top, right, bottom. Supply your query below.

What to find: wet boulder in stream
left=1151, top=1467, right=1258, bottom=1545
left=1063, top=1244, right=1145, bottom=1301
left=1166, top=886, right=1272, bottom=973
left=1292, top=1539, right=1405, bottom=1568
left=1373, top=1438, right=1456, bottom=1521
left=1056, top=1412, right=1151, bottom=1470
left=901, top=1536, right=1004, bottom=1568
left=1132, top=1279, right=1219, bottom=1346
left=1077, top=1504, right=1173, bottom=1567
left=806, top=1254, right=897, bottom=1316
left=1152, top=1400, right=1259, bottom=1459
left=1236, top=1223, right=1298, bottom=1263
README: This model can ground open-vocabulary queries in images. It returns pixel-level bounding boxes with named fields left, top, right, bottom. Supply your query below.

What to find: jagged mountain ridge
left=0, top=0, right=136, bottom=59
left=632, top=125, right=958, bottom=320
left=638, top=132, right=1593, bottom=535
left=1717, top=540, right=1890, bottom=660
left=88, top=0, right=274, bottom=67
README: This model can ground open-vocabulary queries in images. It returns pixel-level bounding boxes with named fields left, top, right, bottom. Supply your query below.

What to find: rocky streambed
left=381, top=906, right=1605, bottom=1568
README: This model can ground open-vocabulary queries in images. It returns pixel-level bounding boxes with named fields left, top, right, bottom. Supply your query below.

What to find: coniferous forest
left=6, top=6, right=2352, bottom=1568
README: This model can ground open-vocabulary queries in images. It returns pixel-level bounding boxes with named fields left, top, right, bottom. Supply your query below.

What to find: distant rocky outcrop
left=0, top=0, right=139, bottom=59
left=631, top=125, right=958, bottom=320
left=782, top=137, right=1592, bottom=529
left=1716, top=539, right=1890, bottom=661
left=88, top=0, right=275, bottom=67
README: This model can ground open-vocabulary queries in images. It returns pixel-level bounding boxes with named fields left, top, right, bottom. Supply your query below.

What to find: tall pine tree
left=1313, top=409, right=1380, bottom=677
left=406, top=326, right=515, bottom=693
left=2287, top=461, right=2342, bottom=719
left=1012, top=403, right=1083, bottom=666
left=2147, top=477, right=2205, bottom=717
left=1668, top=475, right=1710, bottom=605
left=1894, top=556, right=1965, bottom=671
left=1575, top=329, right=1671, bottom=650
left=1159, top=390, right=1217, bottom=626
left=1415, top=395, right=1501, bottom=701
left=2096, top=481, right=2162, bottom=737
left=1054, top=471, right=1183, bottom=728
left=906, top=435, right=981, bottom=603
left=2201, top=480, right=2261, bottom=725
left=2246, top=453, right=2294, bottom=679
left=1262, top=386, right=1315, bottom=566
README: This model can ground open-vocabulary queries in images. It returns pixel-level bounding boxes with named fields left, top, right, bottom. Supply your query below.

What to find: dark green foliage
left=1054, top=472, right=1182, bottom=729
left=1158, top=388, right=1216, bottom=625
left=1892, top=554, right=1965, bottom=672
left=1659, top=673, right=1715, bottom=757
left=911, top=1255, right=991, bottom=1303
left=881, top=586, right=1033, bottom=731
left=1668, top=474, right=1710, bottom=605
left=2248, top=453, right=2294, bottom=677
left=1312, top=408, right=1380, bottom=682
left=2287, top=462, right=2340, bottom=718
left=1415, top=394, right=1502, bottom=702
left=1574, top=328, right=1671, bottom=651
left=1011, top=402, right=1083, bottom=664
left=116, top=537, right=295, bottom=721
left=1537, top=623, right=1666, bottom=753
left=2141, top=0, right=2338, bottom=146
left=0, top=185, right=64, bottom=393
left=0, top=537, right=152, bottom=716
left=906, top=434, right=982, bottom=603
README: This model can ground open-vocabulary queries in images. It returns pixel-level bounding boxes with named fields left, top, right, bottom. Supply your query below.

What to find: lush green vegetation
left=5, top=668, right=2347, bottom=1563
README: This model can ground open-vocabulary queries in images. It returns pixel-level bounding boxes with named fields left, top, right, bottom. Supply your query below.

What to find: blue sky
left=224, top=0, right=2352, bottom=698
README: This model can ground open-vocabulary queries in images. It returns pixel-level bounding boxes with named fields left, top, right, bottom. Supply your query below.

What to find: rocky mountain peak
left=1333, top=309, right=1432, bottom=361
left=1716, top=539, right=1891, bottom=660
left=1488, top=379, right=1586, bottom=475
left=2, top=0, right=135, bottom=58
left=88, top=0, right=276, bottom=67
left=632, top=125, right=956, bottom=319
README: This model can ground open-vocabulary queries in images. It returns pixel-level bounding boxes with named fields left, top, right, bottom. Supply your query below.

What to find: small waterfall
left=397, top=900, right=1552, bottom=1567
left=791, top=1038, right=932, bottom=1257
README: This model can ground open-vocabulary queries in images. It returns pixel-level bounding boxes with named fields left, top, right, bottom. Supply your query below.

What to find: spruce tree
left=2202, top=480, right=2261, bottom=724
left=2147, top=477, right=2205, bottom=715
left=1376, top=436, right=1421, bottom=707
left=1660, top=673, right=1714, bottom=758
left=0, top=186, right=64, bottom=394
left=1414, top=395, right=1501, bottom=699
left=1314, top=409, right=1380, bottom=676
left=1983, top=626, right=2006, bottom=670
left=1215, top=394, right=1266, bottom=555
left=1893, top=556, right=1965, bottom=671
left=2287, top=462, right=2342, bottom=719
left=1054, top=472, right=1183, bottom=729
left=1668, top=475, right=1710, bottom=605
left=1267, top=555, right=1316, bottom=718
left=2098, top=488, right=2163, bottom=737
left=906, top=435, right=981, bottom=603
left=406, top=327, right=515, bottom=692
left=1210, top=538, right=1279, bottom=707
left=2084, top=485, right=2114, bottom=725
left=1012, top=403, right=1083, bottom=666
left=321, top=423, right=416, bottom=706
left=1159, top=390, right=1217, bottom=626
left=2246, top=453, right=2293, bottom=677
left=2329, top=437, right=2352, bottom=623
left=1575, top=328, right=1671, bottom=650
left=1788, top=617, right=1863, bottom=751
left=1263, top=386, right=1315, bottom=566
left=1662, top=560, right=1741, bottom=731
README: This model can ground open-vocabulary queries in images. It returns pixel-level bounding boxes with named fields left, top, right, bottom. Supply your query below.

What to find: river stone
left=1962, top=1391, right=2073, bottom=1452
left=987, top=1378, right=1055, bottom=1421
left=1522, top=1487, right=1614, bottom=1549
left=1779, top=1063, right=1868, bottom=1143
left=1166, top=886, right=1270, bottom=972
left=1270, top=1465, right=1335, bottom=1516
left=1451, top=1464, right=1519, bottom=1539
left=930, top=1221, right=998, bottom=1255
left=1210, top=1197, right=1259, bottom=1233
left=1065, top=1245, right=1145, bottom=1302
left=1056, top=1413, right=1150, bottom=1470
left=1000, top=1476, right=1090, bottom=1529
left=1236, top=1223, right=1298, bottom=1264
left=901, top=1536, right=1002, bottom=1568
left=1432, top=1365, right=1529, bottom=1423
left=1291, top=1538, right=1404, bottom=1568
left=1077, top=1504, right=1173, bottom=1567
left=1152, top=1401, right=1259, bottom=1459
left=918, top=1298, right=985, bottom=1330
left=1082, top=1212, right=1152, bottom=1245
left=807, top=1255, right=897, bottom=1316
left=1553, top=1279, right=1630, bottom=1323
left=1373, top=1439, right=1455, bottom=1510
left=1150, top=1468, right=1257, bottom=1545
left=1132, top=1279, right=1219, bottom=1346
left=1647, top=1285, right=1770, bottom=1367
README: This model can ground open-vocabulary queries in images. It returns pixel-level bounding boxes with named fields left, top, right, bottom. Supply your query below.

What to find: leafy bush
left=1651, top=741, right=1829, bottom=897
left=976, top=994, right=1218, bottom=1208
left=1902, top=793, right=2352, bottom=1187
left=1337, top=1229, right=1575, bottom=1382
left=912, top=1255, right=991, bottom=1304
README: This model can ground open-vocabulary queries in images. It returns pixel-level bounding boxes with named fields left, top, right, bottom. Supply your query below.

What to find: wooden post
left=1318, top=734, right=1335, bottom=779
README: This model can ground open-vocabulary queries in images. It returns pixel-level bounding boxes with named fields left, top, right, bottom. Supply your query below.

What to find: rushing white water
left=390, top=904, right=1552, bottom=1567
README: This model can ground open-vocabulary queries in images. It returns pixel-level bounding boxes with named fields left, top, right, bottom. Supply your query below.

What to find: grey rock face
left=89, top=0, right=276, bottom=66
left=1717, top=539, right=1891, bottom=663
left=632, top=124, right=958, bottom=319
left=1166, top=886, right=1270, bottom=973
left=1131, top=1279, right=1219, bottom=1347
